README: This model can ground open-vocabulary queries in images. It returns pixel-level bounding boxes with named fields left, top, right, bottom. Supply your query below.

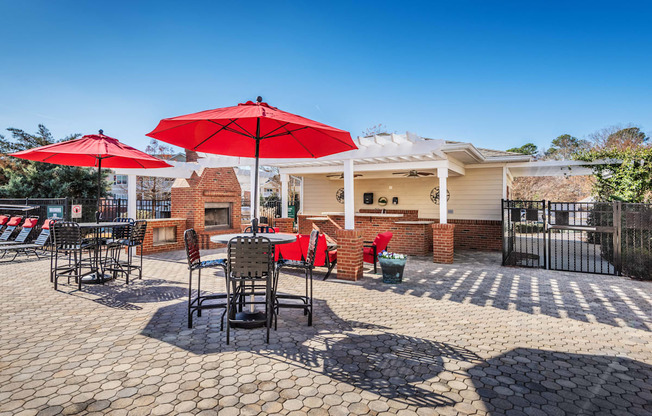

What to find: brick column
left=432, top=223, right=455, bottom=264
left=335, top=229, right=364, bottom=281
left=275, top=218, right=294, bottom=233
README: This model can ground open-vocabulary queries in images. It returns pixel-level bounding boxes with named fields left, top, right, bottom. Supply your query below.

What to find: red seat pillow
left=0, top=215, right=9, bottom=226
left=23, top=218, right=38, bottom=228
left=7, top=217, right=22, bottom=226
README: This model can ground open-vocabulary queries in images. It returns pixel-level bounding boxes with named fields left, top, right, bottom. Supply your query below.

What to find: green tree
left=575, top=147, right=652, bottom=202
left=0, top=125, right=107, bottom=198
left=507, top=143, right=538, bottom=155
left=545, top=134, right=590, bottom=160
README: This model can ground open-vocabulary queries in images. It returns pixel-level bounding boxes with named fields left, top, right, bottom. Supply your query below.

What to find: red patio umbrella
left=147, top=97, right=357, bottom=230
left=11, top=130, right=172, bottom=221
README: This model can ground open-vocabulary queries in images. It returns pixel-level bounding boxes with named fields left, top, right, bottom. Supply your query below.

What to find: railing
left=0, top=197, right=172, bottom=222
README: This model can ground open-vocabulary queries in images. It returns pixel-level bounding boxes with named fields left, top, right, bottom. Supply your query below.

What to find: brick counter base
left=275, top=218, right=294, bottom=233
left=335, top=229, right=364, bottom=281
left=432, top=223, right=455, bottom=264
left=449, top=219, right=502, bottom=251
left=138, top=218, right=187, bottom=256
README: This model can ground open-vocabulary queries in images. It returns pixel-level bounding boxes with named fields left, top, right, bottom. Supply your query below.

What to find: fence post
left=614, top=201, right=622, bottom=275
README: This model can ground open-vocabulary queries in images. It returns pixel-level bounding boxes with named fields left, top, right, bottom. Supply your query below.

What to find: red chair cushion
left=273, top=227, right=280, bottom=233
left=275, top=235, right=302, bottom=262
left=7, top=217, right=22, bottom=226
left=23, top=218, right=38, bottom=228
left=42, top=220, right=54, bottom=230
left=328, top=250, right=337, bottom=263
left=363, top=232, right=393, bottom=263
left=297, top=234, right=328, bottom=267
left=0, top=216, right=8, bottom=225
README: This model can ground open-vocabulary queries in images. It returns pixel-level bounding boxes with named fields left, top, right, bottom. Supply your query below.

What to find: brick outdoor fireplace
left=171, top=167, right=241, bottom=249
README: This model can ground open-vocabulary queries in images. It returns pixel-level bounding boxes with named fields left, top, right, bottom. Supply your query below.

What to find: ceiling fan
left=326, top=173, right=363, bottom=179
left=393, top=170, right=434, bottom=177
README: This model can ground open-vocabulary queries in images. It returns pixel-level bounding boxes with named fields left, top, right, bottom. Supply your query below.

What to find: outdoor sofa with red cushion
left=275, top=233, right=337, bottom=279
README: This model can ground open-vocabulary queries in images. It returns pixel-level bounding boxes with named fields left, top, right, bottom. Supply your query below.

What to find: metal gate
left=503, top=199, right=652, bottom=278
left=502, top=200, right=546, bottom=268
left=547, top=201, right=617, bottom=275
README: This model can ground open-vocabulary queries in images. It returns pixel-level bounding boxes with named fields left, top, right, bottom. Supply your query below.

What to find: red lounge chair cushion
left=0, top=216, right=8, bottom=226
left=42, top=220, right=54, bottom=230
left=7, top=217, right=22, bottom=226
left=23, top=218, right=38, bottom=228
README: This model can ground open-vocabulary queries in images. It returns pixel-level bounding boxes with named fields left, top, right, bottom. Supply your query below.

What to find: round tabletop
left=210, top=232, right=296, bottom=245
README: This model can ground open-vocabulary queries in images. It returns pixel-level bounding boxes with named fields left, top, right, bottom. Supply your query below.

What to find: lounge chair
left=363, top=231, right=393, bottom=273
left=0, top=215, right=10, bottom=233
left=0, top=216, right=25, bottom=243
left=0, top=219, right=54, bottom=260
left=0, top=217, right=38, bottom=246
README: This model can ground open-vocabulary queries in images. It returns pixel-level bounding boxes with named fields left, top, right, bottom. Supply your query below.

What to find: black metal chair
left=112, top=220, right=147, bottom=282
left=226, top=236, right=275, bottom=344
left=274, top=230, right=317, bottom=326
left=102, top=218, right=134, bottom=282
left=184, top=229, right=228, bottom=329
left=51, top=221, right=90, bottom=291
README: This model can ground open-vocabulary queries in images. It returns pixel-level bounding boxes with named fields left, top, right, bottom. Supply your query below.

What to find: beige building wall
left=302, top=167, right=504, bottom=220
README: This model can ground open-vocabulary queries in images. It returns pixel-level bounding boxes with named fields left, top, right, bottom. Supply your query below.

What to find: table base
left=230, top=311, right=267, bottom=329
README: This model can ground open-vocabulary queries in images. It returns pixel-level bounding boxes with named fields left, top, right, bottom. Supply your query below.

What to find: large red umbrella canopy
left=11, top=131, right=172, bottom=222
left=11, top=132, right=172, bottom=169
left=146, top=100, right=357, bottom=158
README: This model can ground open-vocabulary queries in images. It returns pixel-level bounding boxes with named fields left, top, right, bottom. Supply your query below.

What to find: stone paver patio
left=0, top=250, right=650, bottom=415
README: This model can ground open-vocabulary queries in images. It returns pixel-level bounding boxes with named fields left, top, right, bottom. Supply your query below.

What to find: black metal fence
left=0, top=197, right=171, bottom=223
left=503, top=199, right=652, bottom=279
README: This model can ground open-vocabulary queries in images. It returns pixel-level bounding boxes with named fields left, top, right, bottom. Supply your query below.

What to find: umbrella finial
left=256, top=96, right=263, bottom=103
left=98, top=129, right=104, bottom=135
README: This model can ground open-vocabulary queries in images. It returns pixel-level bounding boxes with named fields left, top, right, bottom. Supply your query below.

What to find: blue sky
left=1, top=1, right=651, bottom=153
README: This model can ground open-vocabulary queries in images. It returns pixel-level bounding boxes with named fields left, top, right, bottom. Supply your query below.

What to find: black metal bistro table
left=210, top=232, right=296, bottom=328
left=77, top=221, right=130, bottom=283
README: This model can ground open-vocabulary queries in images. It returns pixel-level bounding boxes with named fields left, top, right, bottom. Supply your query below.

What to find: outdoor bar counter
left=298, top=209, right=434, bottom=256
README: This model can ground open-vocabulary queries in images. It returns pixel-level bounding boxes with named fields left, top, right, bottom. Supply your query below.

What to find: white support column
left=437, top=167, right=448, bottom=224
left=281, top=173, right=289, bottom=218
left=502, top=166, right=508, bottom=200
left=299, top=177, right=304, bottom=214
left=127, top=174, right=137, bottom=220
left=343, top=159, right=355, bottom=229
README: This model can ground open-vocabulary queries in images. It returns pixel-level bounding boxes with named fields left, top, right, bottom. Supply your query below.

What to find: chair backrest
left=303, top=230, right=320, bottom=266
left=112, top=217, right=134, bottom=240
left=275, top=235, right=302, bottom=261
left=372, top=231, right=393, bottom=252
left=244, top=225, right=276, bottom=233
left=184, top=229, right=201, bottom=270
left=33, top=220, right=55, bottom=247
left=13, top=217, right=38, bottom=243
left=227, top=236, right=273, bottom=279
left=0, top=216, right=23, bottom=240
left=52, top=221, right=82, bottom=250
left=129, top=221, right=147, bottom=245
left=298, top=233, right=328, bottom=267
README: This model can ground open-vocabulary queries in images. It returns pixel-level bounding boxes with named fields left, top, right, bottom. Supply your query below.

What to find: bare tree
left=589, top=125, right=650, bottom=151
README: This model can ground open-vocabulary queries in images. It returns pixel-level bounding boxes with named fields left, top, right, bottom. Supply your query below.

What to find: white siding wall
left=302, top=167, right=504, bottom=220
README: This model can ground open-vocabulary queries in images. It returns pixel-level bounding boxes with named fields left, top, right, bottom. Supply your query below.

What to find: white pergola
left=114, top=132, right=600, bottom=228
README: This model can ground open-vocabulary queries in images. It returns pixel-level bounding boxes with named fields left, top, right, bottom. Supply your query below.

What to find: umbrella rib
left=229, top=119, right=256, bottom=138
left=303, top=126, right=358, bottom=149
left=283, top=127, right=316, bottom=158
left=262, top=126, right=308, bottom=139
left=260, top=122, right=291, bottom=139
left=195, top=120, right=245, bottom=150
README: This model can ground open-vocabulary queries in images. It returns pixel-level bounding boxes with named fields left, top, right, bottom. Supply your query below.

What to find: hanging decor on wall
left=336, top=188, right=345, bottom=204
left=378, top=197, right=388, bottom=206
left=430, top=187, right=450, bottom=205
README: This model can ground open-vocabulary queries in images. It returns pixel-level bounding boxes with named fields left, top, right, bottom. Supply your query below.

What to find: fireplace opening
left=205, top=202, right=232, bottom=230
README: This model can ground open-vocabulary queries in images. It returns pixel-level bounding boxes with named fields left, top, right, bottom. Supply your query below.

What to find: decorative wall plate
left=378, top=197, right=388, bottom=206
left=336, top=188, right=345, bottom=204
left=430, top=187, right=450, bottom=205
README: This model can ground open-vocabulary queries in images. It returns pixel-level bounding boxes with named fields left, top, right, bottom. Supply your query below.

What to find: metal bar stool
left=51, top=221, right=91, bottom=291
left=274, top=229, right=317, bottom=326
left=102, top=218, right=134, bottom=283
left=226, top=236, right=274, bottom=344
left=114, top=220, right=147, bottom=282
left=184, top=229, right=228, bottom=329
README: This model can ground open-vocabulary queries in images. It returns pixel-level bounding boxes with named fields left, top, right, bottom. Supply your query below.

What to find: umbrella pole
left=252, top=119, right=261, bottom=236
left=96, top=158, right=102, bottom=223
